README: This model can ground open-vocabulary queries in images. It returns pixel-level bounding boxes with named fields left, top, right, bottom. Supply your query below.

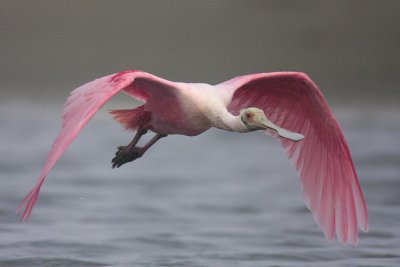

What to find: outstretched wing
left=19, top=70, right=179, bottom=221
left=222, top=72, right=368, bottom=245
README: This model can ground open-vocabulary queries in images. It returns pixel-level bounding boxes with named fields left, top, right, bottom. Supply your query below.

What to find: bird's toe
left=111, top=147, right=143, bottom=168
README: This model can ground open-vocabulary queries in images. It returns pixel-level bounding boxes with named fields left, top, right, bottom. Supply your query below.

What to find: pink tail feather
left=109, top=105, right=149, bottom=131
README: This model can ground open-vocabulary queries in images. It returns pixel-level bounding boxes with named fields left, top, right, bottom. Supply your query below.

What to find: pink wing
left=19, top=70, right=179, bottom=221
left=223, top=72, right=368, bottom=245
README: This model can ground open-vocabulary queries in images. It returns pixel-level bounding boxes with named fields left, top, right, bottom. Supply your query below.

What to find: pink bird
left=19, top=70, right=368, bottom=245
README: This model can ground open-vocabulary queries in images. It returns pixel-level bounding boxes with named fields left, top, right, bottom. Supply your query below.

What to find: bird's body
left=19, top=70, right=368, bottom=245
left=132, top=82, right=239, bottom=136
left=147, top=83, right=225, bottom=136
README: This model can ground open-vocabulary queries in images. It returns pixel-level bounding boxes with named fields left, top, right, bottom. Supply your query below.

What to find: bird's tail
left=109, top=105, right=150, bottom=131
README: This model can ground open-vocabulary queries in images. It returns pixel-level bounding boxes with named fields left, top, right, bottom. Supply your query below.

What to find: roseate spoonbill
left=19, top=70, right=368, bottom=245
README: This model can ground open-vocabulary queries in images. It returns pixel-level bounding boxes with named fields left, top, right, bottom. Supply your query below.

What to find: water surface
left=0, top=103, right=399, bottom=267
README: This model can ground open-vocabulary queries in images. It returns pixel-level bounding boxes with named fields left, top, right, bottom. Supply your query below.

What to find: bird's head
left=240, top=108, right=270, bottom=131
left=239, top=107, right=304, bottom=142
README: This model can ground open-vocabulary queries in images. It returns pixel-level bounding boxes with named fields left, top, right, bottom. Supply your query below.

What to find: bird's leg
left=112, top=128, right=147, bottom=168
left=116, top=128, right=148, bottom=153
left=138, top=133, right=168, bottom=155
left=111, top=131, right=167, bottom=168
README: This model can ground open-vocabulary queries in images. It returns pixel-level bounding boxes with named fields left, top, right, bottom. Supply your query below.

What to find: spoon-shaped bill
left=275, top=127, right=304, bottom=142
left=260, top=118, right=304, bottom=142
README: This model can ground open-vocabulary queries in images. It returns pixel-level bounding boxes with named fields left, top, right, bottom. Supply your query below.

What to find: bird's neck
left=213, top=112, right=248, bottom=133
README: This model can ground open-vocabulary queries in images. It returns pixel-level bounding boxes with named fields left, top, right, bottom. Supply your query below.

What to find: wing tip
left=360, top=219, right=369, bottom=233
left=324, top=229, right=359, bottom=246
left=324, top=227, right=357, bottom=246
left=339, top=233, right=359, bottom=246
left=17, top=180, right=44, bottom=222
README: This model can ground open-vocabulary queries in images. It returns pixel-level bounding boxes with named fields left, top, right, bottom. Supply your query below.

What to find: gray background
left=1, top=1, right=399, bottom=107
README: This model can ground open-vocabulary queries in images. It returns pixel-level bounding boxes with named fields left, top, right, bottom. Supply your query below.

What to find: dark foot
left=111, top=146, right=143, bottom=168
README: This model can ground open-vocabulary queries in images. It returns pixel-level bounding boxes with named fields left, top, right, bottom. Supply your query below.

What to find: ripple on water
left=0, top=258, right=107, bottom=267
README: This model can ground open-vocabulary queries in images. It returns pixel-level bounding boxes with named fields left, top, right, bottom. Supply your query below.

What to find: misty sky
left=0, top=1, right=399, bottom=107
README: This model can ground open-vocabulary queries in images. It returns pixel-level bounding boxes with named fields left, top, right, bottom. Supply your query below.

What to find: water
left=1, top=102, right=399, bottom=267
